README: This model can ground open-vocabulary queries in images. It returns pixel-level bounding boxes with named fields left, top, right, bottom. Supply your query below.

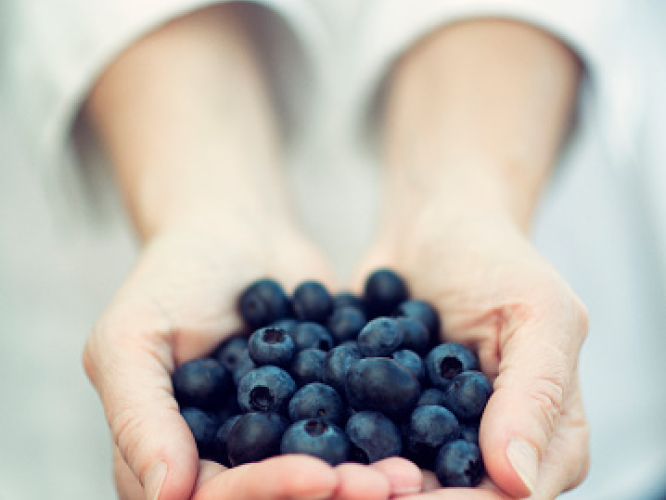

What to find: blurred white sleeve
left=0, top=0, right=328, bottom=212
left=348, top=0, right=636, bottom=166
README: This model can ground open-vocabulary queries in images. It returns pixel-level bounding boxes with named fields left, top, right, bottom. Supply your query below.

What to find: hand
left=83, top=223, right=423, bottom=500
left=354, top=204, right=590, bottom=499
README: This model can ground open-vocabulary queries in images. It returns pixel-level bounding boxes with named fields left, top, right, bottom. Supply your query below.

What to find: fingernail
left=142, top=460, right=167, bottom=500
left=506, top=438, right=539, bottom=494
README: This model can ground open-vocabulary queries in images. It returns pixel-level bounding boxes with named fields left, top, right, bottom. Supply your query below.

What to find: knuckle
left=528, top=373, right=566, bottom=440
left=110, top=404, right=150, bottom=473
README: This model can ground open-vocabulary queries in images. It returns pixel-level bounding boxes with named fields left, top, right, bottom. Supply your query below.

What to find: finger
left=395, top=477, right=505, bottom=499
left=480, top=297, right=589, bottom=498
left=84, top=301, right=200, bottom=500
left=114, top=446, right=145, bottom=500
left=332, top=462, right=391, bottom=500
left=193, top=460, right=227, bottom=493
left=370, top=457, right=423, bottom=496
left=527, top=380, right=590, bottom=500
left=194, top=455, right=338, bottom=500
left=421, top=470, right=440, bottom=492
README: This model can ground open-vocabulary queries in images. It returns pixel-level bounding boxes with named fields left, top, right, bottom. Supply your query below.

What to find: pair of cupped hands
left=82, top=200, right=589, bottom=500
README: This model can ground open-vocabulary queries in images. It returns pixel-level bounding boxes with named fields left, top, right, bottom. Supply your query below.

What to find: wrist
left=381, top=159, right=537, bottom=237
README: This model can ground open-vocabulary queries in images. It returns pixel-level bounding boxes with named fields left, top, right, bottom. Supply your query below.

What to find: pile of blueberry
left=173, top=269, right=492, bottom=487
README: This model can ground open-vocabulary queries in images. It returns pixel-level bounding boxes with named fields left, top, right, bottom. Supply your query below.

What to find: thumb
left=84, top=301, right=199, bottom=500
left=479, top=302, right=588, bottom=498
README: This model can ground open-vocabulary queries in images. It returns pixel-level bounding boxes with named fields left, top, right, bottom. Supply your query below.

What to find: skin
left=82, top=6, right=588, bottom=500
left=82, top=4, right=421, bottom=500
left=354, top=18, right=589, bottom=500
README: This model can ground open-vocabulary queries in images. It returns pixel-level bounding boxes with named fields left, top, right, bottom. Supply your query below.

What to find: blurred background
left=1, top=2, right=665, bottom=500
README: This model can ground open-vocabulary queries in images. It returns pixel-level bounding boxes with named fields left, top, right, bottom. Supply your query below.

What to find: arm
left=357, top=18, right=589, bottom=498
left=82, top=5, right=423, bottom=499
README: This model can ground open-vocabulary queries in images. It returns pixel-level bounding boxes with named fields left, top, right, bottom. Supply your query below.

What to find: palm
left=354, top=210, right=589, bottom=498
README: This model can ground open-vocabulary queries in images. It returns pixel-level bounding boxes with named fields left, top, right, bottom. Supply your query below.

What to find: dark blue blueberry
left=346, top=411, right=402, bottom=463
left=333, top=292, right=366, bottom=312
left=327, top=306, right=367, bottom=344
left=324, top=344, right=362, bottom=396
left=434, top=439, right=485, bottom=487
left=231, top=349, right=256, bottom=386
left=172, top=358, right=231, bottom=410
left=291, top=322, right=334, bottom=351
left=395, top=299, right=440, bottom=341
left=248, top=326, right=295, bottom=367
left=345, top=357, right=421, bottom=419
left=416, top=388, right=448, bottom=407
left=213, top=414, right=242, bottom=466
left=357, top=317, right=404, bottom=357
left=215, top=335, right=249, bottom=373
left=392, top=349, right=425, bottom=383
left=217, top=392, right=242, bottom=422
left=288, top=382, right=346, bottom=427
left=180, top=407, right=221, bottom=459
left=460, top=424, right=480, bottom=445
left=270, top=318, right=299, bottom=337
left=363, top=269, right=409, bottom=318
left=237, top=365, right=297, bottom=414
left=238, top=278, right=291, bottom=329
left=226, top=412, right=289, bottom=466
left=406, top=405, right=460, bottom=468
left=425, top=343, right=479, bottom=390
left=396, top=317, right=431, bottom=356
left=281, top=418, right=350, bottom=465
left=290, top=348, right=327, bottom=386
left=292, top=280, right=333, bottom=323
left=443, top=371, right=493, bottom=421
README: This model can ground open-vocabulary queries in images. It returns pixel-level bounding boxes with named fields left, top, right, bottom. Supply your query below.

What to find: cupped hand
left=83, top=223, right=424, bottom=500
left=354, top=204, right=590, bottom=500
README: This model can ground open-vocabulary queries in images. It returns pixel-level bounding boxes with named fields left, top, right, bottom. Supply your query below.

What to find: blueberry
left=237, top=365, right=297, bottom=414
left=226, top=412, right=289, bottom=466
left=406, top=405, right=460, bottom=468
left=363, top=269, right=409, bottom=318
left=270, top=318, right=299, bottom=337
left=392, top=349, right=425, bottom=383
left=395, top=299, right=440, bottom=340
left=238, top=278, right=291, bottom=329
left=215, top=335, right=249, bottom=373
left=425, top=343, right=479, bottom=390
left=346, top=357, right=421, bottom=419
left=333, top=292, right=366, bottom=312
left=443, top=371, right=493, bottom=421
left=327, top=306, right=367, bottom=344
left=434, top=439, right=484, bottom=487
left=248, top=326, right=295, bottom=367
left=173, top=358, right=231, bottom=410
left=281, top=418, right=350, bottom=465
left=216, top=392, right=242, bottom=422
left=396, top=317, right=431, bottom=356
left=459, top=424, right=480, bottom=446
left=291, top=322, right=334, bottom=351
left=324, top=344, right=362, bottom=396
left=288, top=382, right=346, bottom=427
left=213, top=414, right=242, bottom=466
left=292, top=280, right=333, bottom=323
left=416, top=387, right=448, bottom=407
left=231, top=349, right=256, bottom=386
left=357, top=317, right=404, bottom=357
left=290, top=348, right=327, bottom=386
left=180, top=408, right=221, bottom=459
left=346, top=411, right=402, bottom=463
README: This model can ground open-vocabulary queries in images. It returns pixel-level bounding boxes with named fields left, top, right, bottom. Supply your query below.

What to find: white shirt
left=1, top=1, right=664, bottom=499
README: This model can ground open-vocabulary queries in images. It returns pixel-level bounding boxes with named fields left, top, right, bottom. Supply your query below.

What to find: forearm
left=85, top=5, right=294, bottom=242
left=383, top=18, right=581, bottom=231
